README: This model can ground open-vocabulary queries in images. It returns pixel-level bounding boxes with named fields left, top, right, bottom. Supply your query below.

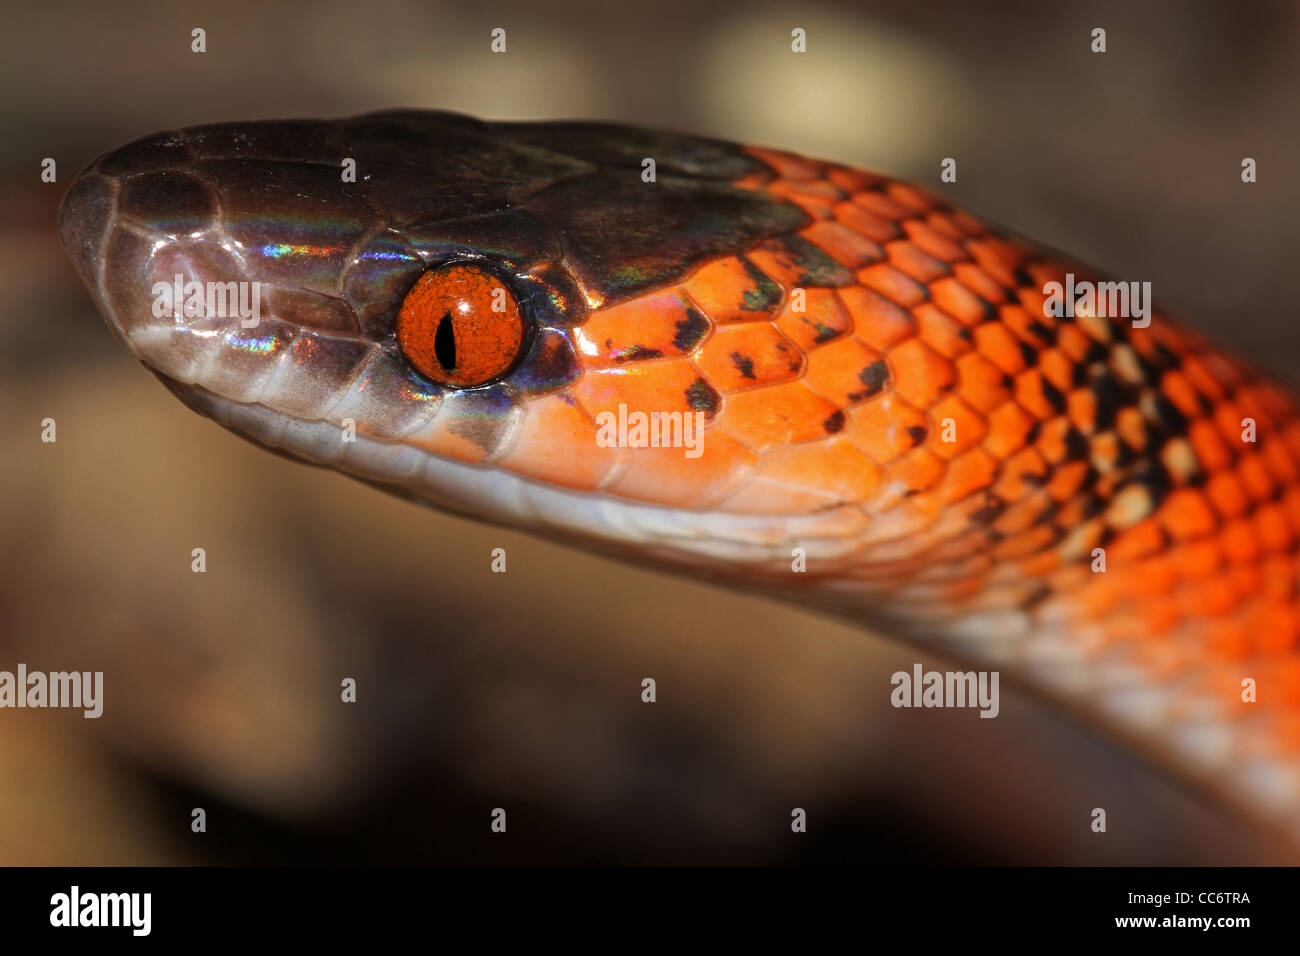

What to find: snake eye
left=396, top=261, right=527, bottom=388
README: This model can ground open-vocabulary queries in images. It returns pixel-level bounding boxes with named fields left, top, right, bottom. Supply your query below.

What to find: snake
left=57, top=109, right=1300, bottom=853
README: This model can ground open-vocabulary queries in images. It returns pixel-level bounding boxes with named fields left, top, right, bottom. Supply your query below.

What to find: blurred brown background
left=2, top=0, right=1298, bottom=864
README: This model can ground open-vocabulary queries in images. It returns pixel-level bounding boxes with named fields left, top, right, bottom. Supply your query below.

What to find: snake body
left=59, top=110, right=1300, bottom=847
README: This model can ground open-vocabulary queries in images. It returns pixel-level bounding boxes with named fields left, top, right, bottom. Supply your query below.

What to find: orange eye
left=396, top=262, right=527, bottom=388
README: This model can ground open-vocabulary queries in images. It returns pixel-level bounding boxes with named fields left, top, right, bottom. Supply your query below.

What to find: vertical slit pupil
left=434, top=312, right=457, bottom=371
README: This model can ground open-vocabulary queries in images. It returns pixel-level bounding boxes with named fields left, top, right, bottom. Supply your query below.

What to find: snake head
left=57, top=109, right=856, bottom=572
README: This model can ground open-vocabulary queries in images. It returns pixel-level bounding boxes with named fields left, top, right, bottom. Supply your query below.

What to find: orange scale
left=1115, top=407, right=1147, bottom=451
left=858, top=262, right=930, bottom=308
left=1286, top=486, right=1300, bottom=529
left=799, top=220, right=884, bottom=268
left=954, top=351, right=1012, bottom=414
left=766, top=178, right=843, bottom=217
left=1262, top=433, right=1300, bottom=484
left=1206, top=471, right=1249, bottom=519
left=1178, top=354, right=1225, bottom=401
left=1091, top=432, right=1122, bottom=473
left=885, top=181, right=939, bottom=213
left=1106, top=519, right=1167, bottom=564
left=693, top=323, right=804, bottom=392
left=1054, top=323, right=1094, bottom=363
left=572, top=360, right=715, bottom=421
left=843, top=394, right=928, bottom=462
left=1206, top=620, right=1250, bottom=659
left=1270, top=659, right=1300, bottom=706
left=881, top=492, right=949, bottom=542
left=1055, top=497, right=1099, bottom=530
left=1215, top=355, right=1252, bottom=391
left=1228, top=563, right=1261, bottom=600
left=1232, top=387, right=1271, bottom=431
left=803, top=335, right=887, bottom=406
left=1023, top=260, right=1068, bottom=288
left=576, top=288, right=710, bottom=368
left=1188, top=418, right=1232, bottom=472
left=1024, top=418, right=1076, bottom=463
left=1001, top=302, right=1053, bottom=346
left=923, top=212, right=969, bottom=241
left=984, top=401, right=1038, bottom=459
left=884, top=240, right=950, bottom=284
left=973, top=322, right=1031, bottom=376
left=888, top=446, right=947, bottom=495
left=1257, top=382, right=1295, bottom=420
left=836, top=285, right=915, bottom=351
left=1239, top=455, right=1277, bottom=501
left=744, top=145, right=824, bottom=181
left=1158, top=488, right=1218, bottom=541
left=938, top=447, right=998, bottom=503
left=946, top=209, right=989, bottom=238
left=913, top=303, right=972, bottom=359
left=1136, top=598, right=1182, bottom=639
left=1092, top=470, right=1123, bottom=502
left=888, top=338, right=957, bottom=409
left=925, top=532, right=992, bottom=566
left=1074, top=575, right=1123, bottom=620
left=1251, top=603, right=1299, bottom=656
left=1211, top=400, right=1247, bottom=447
left=1037, top=349, right=1075, bottom=394
left=717, top=380, right=844, bottom=450
left=1127, top=325, right=1162, bottom=363
left=1044, top=460, right=1090, bottom=501
left=1015, top=285, right=1052, bottom=323
left=498, top=393, right=620, bottom=490
left=1148, top=316, right=1204, bottom=351
left=1067, top=389, right=1098, bottom=435
left=606, top=428, right=757, bottom=509
left=965, top=237, right=1025, bottom=287
left=901, top=219, right=969, bottom=263
left=833, top=199, right=902, bottom=243
left=990, top=523, right=1058, bottom=561
left=1014, top=369, right=1062, bottom=421
left=1219, top=519, right=1260, bottom=564
left=1170, top=538, right=1222, bottom=579
left=1260, top=554, right=1295, bottom=601
left=852, top=189, right=913, bottom=221
left=928, top=394, right=987, bottom=458
left=682, top=255, right=783, bottom=324
left=775, top=287, right=852, bottom=349
left=747, top=241, right=827, bottom=289
left=937, top=575, right=991, bottom=604
left=930, top=276, right=993, bottom=327
left=722, top=438, right=884, bottom=513
left=991, top=447, right=1049, bottom=500
left=1255, top=503, right=1294, bottom=552
left=1020, top=546, right=1062, bottom=579
left=827, top=165, right=887, bottom=193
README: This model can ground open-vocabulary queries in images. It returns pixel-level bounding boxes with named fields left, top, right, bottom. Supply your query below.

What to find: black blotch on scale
left=731, top=352, right=756, bottom=380
left=685, top=378, right=721, bottom=417
left=673, top=308, right=710, bottom=352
